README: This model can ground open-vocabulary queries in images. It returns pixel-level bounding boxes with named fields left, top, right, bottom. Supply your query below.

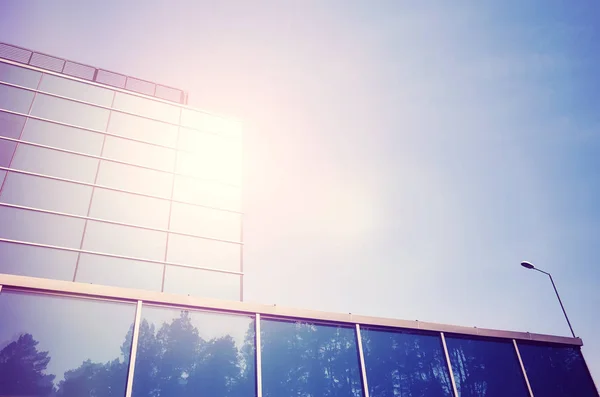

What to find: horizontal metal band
left=0, top=201, right=243, bottom=245
left=0, top=273, right=583, bottom=347
left=0, top=58, right=239, bottom=126
left=0, top=238, right=243, bottom=275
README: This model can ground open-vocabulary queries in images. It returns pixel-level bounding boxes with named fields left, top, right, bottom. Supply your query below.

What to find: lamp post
left=520, top=261, right=576, bottom=338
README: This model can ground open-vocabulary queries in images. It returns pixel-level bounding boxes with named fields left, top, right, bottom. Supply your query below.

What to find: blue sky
left=1, top=0, right=599, bottom=383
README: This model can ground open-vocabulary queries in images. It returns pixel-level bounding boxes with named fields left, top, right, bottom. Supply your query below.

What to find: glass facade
left=0, top=45, right=597, bottom=397
left=0, top=59, right=243, bottom=300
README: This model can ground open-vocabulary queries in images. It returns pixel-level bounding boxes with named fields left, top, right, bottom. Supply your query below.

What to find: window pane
left=0, top=241, right=76, bottom=280
left=173, top=175, right=241, bottom=211
left=0, top=290, right=135, bottom=397
left=38, top=74, right=114, bottom=107
left=81, top=220, right=166, bottom=260
left=76, top=253, right=163, bottom=291
left=163, top=266, right=241, bottom=300
left=113, top=92, right=180, bottom=124
left=170, top=201, right=241, bottom=241
left=176, top=149, right=241, bottom=186
left=0, top=139, right=17, bottom=167
left=89, top=187, right=170, bottom=229
left=167, top=233, right=240, bottom=272
left=446, top=336, right=528, bottom=397
left=0, top=84, right=35, bottom=113
left=0, top=110, right=26, bottom=139
left=131, top=305, right=255, bottom=397
left=10, top=144, right=99, bottom=183
left=21, top=117, right=104, bottom=156
left=0, top=61, right=42, bottom=88
left=0, top=206, right=84, bottom=248
left=96, top=160, right=173, bottom=198
left=0, top=170, right=5, bottom=188
left=518, top=342, right=598, bottom=397
left=30, top=93, right=110, bottom=131
left=261, top=319, right=363, bottom=397
left=0, top=172, right=92, bottom=215
left=361, top=328, right=453, bottom=397
left=102, top=135, right=175, bottom=172
left=107, top=110, right=178, bottom=147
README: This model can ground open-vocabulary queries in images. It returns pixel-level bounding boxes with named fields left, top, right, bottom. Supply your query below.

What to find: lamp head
left=521, top=261, right=535, bottom=270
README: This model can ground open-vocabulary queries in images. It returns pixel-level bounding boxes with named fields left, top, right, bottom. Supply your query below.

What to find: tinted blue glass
left=0, top=84, right=35, bottom=113
left=0, top=241, right=76, bottom=280
left=0, top=139, right=16, bottom=167
left=0, top=290, right=136, bottom=397
left=261, top=319, right=363, bottom=397
left=30, top=94, right=110, bottom=131
left=131, top=305, right=255, bottom=397
left=21, top=117, right=105, bottom=156
left=518, top=342, right=599, bottom=397
left=446, top=336, right=528, bottom=397
left=361, top=328, right=453, bottom=397
left=0, top=111, right=26, bottom=167
left=0, top=62, right=42, bottom=88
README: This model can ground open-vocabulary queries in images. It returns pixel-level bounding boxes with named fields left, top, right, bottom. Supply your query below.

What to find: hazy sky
left=1, top=0, right=599, bottom=383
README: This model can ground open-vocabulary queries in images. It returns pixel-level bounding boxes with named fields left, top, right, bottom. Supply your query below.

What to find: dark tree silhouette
left=0, top=333, right=55, bottom=396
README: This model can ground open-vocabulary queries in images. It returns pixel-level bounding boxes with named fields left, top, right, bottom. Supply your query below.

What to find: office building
left=0, top=43, right=597, bottom=397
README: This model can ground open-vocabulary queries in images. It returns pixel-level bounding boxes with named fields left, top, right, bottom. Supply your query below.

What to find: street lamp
left=520, top=261, right=576, bottom=338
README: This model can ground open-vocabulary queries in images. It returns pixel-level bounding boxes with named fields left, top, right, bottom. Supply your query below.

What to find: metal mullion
left=0, top=73, right=43, bottom=196
left=0, top=237, right=243, bottom=275
left=0, top=165, right=242, bottom=215
left=355, top=324, right=370, bottom=397
left=161, top=107, right=181, bottom=292
left=440, top=332, right=459, bottom=397
left=73, top=91, right=115, bottom=281
left=125, top=300, right=143, bottom=397
left=513, top=339, right=534, bottom=397
left=255, top=313, right=263, bottom=397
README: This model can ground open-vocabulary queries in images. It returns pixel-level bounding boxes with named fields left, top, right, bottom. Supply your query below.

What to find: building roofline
left=0, top=273, right=583, bottom=347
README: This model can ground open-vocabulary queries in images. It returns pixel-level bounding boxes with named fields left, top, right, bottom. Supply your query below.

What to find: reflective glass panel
left=112, top=92, right=180, bottom=124
left=361, top=328, right=453, bottom=397
left=0, top=241, right=76, bottom=280
left=173, top=175, right=241, bottom=211
left=261, top=319, right=363, bottom=397
left=518, top=342, right=599, bottom=397
left=38, top=74, right=114, bottom=107
left=0, top=169, right=5, bottom=188
left=0, top=84, right=35, bottom=113
left=81, top=220, right=167, bottom=261
left=89, top=187, right=170, bottom=229
left=170, top=202, right=242, bottom=241
left=10, top=144, right=99, bottom=183
left=167, top=233, right=240, bottom=272
left=21, top=117, right=104, bottom=156
left=102, top=135, right=176, bottom=172
left=176, top=149, right=241, bottom=186
left=0, top=206, right=84, bottom=248
left=30, top=94, right=110, bottom=131
left=0, top=290, right=136, bottom=397
left=96, top=160, right=173, bottom=198
left=0, top=139, right=16, bottom=167
left=75, top=253, right=163, bottom=291
left=0, top=61, right=42, bottom=88
left=0, top=110, right=26, bottom=139
left=0, top=172, right=92, bottom=215
left=162, top=266, right=241, bottom=300
left=107, top=110, right=178, bottom=148
left=131, top=305, right=255, bottom=397
left=446, top=336, right=528, bottom=397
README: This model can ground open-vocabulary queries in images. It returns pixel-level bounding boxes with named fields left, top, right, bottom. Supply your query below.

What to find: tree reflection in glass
left=261, top=319, right=363, bottom=397
left=361, top=327, right=453, bottom=397
left=130, top=305, right=256, bottom=397
left=0, top=290, right=136, bottom=396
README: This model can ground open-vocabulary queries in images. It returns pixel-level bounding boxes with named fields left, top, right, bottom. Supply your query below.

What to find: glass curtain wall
left=0, top=60, right=243, bottom=300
